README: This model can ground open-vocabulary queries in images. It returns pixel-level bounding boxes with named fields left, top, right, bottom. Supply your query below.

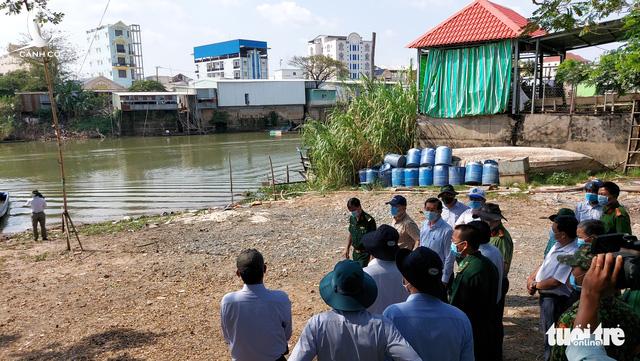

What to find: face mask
left=450, top=242, right=461, bottom=257
left=569, top=274, right=582, bottom=291
left=390, top=206, right=399, bottom=217
left=549, top=229, right=557, bottom=243
left=597, top=195, right=609, bottom=206
left=424, top=211, right=439, bottom=222
left=351, top=211, right=359, bottom=218
left=576, top=238, right=586, bottom=247
left=468, top=200, right=482, bottom=209
left=585, top=193, right=598, bottom=203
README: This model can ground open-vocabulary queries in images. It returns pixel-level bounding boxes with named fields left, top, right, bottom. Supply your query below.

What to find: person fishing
left=25, top=190, right=47, bottom=241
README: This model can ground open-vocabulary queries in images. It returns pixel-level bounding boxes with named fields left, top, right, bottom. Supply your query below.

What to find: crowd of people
left=219, top=181, right=639, bottom=361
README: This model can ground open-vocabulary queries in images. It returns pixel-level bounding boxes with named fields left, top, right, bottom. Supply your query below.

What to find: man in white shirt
left=455, top=187, right=486, bottom=226
left=438, top=185, right=469, bottom=228
left=221, top=249, right=292, bottom=361
left=362, top=225, right=409, bottom=314
left=289, top=259, right=421, bottom=361
left=575, top=180, right=604, bottom=222
left=527, top=215, right=580, bottom=361
left=24, top=190, right=47, bottom=241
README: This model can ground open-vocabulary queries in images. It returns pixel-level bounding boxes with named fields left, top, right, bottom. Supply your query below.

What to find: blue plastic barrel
left=482, top=160, right=500, bottom=185
left=420, top=148, right=436, bottom=166
left=404, top=168, right=419, bottom=187
left=465, top=161, right=483, bottom=185
left=366, top=169, right=378, bottom=184
left=379, top=163, right=392, bottom=187
left=435, top=146, right=452, bottom=165
left=449, top=166, right=466, bottom=185
left=433, top=165, right=449, bottom=186
left=358, top=169, right=367, bottom=184
left=418, top=166, right=433, bottom=186
left=451, top=156, right=462, bottom=167
left=391, top=168, right=405, bottom=187
left=384, top=153, right=407, bottom=168
left=406, top=148, right=421, bottom=168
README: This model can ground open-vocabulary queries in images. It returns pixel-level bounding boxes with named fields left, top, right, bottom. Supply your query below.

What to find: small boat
left=0, top=192, right=9, bottom=218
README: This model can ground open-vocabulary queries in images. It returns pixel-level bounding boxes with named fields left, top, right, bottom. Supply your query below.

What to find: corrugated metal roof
left=407, top=0, right=546, bottom=48
left=193, top=39, right=268, bottom=61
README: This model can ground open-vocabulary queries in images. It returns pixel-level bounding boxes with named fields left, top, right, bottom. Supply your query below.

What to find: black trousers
left=539, top=292, right=576, bottom=361
left=496, top=277, right=509, bottom=360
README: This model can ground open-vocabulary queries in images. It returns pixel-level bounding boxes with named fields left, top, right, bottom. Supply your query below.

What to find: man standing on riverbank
left=438, top=185, right=469, bottom=228
left=221, top=249, right=292, bottom=361
left=419, top=198, right=454, bottom=283
left=25, top=190, right=47, bottom=241
left=388, top=195, right=420, bottom=250
left=346, top=198, right=377, bottom=267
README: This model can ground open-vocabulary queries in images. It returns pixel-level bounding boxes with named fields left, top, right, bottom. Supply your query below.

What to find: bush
left=210, top=110, right=229, bottom=132
left=0, top=96, right=16, bottom=139
left=70, top=115, right=113, bottom=135
left=302, top=77, right=417, bottom=188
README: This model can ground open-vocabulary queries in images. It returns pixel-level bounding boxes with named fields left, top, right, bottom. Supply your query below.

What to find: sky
left=0, top=0, right=621, bottom=80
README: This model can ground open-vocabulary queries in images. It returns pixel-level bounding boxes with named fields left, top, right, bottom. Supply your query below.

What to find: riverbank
left=1, top=187, right=639, bottom=360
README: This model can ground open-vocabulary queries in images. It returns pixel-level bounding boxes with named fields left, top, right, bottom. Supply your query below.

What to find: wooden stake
left=228, top=153, right=234, bottom=204
left=269, top=156, right=276, bottom=200
left=286, top=165, right=290, bottom=184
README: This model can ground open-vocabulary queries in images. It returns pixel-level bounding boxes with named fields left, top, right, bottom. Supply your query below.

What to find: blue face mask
left=585, top=193, right=598, bottom=203
left=597, top=195, right=609, bottom=206
left=576, top=238, right=586, bottom=247
left=569, top=274, right=582, bottom=291
left=390, top=206, right=399, bottom=217
left=450, top=242, right=461, bottom=257
left=351, top=211, right=359, bottom=218
left=468, top=200, right=482, bottom=209
left=424, top=211, right=439, bottom=222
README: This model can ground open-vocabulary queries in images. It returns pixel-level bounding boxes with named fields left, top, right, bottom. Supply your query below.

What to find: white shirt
left=535, top=240, right=579, bottom=297
left=220, top=283, right=292, bottom=361
left=289, top=309, right=422, bottom=361
left=25, top=196, right=46, bottom=213
left=419, top=218, right=454, bottom=283
left=479, top=243, right=504, bottom=303
left=575, top=201, right=603, bottom=222
left=454, top=208, right=476, bottom=226
left=442, top=200, right=469, bottom=229
left=363, top=259, right=409, bottom=314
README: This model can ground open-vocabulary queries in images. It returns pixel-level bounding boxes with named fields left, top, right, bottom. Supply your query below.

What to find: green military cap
left=557, top=245, right=593, bottom=270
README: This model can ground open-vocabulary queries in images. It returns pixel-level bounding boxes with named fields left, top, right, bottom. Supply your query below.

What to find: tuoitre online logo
left=546, top=324, right=625, bottom=347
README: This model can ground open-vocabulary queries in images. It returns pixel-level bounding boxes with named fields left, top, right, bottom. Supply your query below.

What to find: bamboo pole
left=228, top=153, right=234, bottom=204
left=269, top=156, right=276, bottom=200
left=286, top=165, right=290, bottom=184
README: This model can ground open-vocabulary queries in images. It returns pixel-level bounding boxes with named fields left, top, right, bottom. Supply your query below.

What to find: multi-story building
left=308, top=33, right=373, bottom=80
left=193, top=39, right=268, bottom=80
left=85, top=21, right=144, bottom=88
left=273, top=68, right=304, bottom=80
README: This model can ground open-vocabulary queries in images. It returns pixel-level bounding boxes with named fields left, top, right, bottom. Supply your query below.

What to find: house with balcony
left=193, top=39, right=268, bottom=80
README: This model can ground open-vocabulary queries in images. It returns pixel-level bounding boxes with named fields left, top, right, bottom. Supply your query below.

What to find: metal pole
left=286, top=165, right=290, bottom=184
left=228, top=153, right=234, bottom=204
left=511, top=40, right=520, bottom=115
left=531, top=39, right=540, bottom=114
left=269, top=156, right=276, bottom=200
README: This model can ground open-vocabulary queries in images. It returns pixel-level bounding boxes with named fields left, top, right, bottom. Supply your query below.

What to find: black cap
left=386, top=195, right=407, bottom=207
left=362, top=225, right=400, bottom=261
left=438, top=185, right=458, bottom=198
left=236, top=249, right=264, bottom=273
left=548, top=208, right=575, bottom=222
left=474, top=203, right=507, bottom=222
left=396, top=247, right=446, bottom=300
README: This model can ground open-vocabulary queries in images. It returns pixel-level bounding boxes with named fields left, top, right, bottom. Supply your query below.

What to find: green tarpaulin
left=420, top=40, right=513, bottom=118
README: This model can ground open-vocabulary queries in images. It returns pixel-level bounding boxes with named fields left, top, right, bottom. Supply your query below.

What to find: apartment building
left=193, top=39, right=268, bottom=80
left=308, top=32, right=373, bottom=80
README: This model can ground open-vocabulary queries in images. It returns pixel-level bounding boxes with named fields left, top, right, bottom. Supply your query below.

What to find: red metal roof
left=407, top=0, right=546, bottom=48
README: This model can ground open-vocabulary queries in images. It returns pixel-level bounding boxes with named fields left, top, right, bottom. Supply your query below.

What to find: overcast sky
left=0, top=0, right=619, bottom=79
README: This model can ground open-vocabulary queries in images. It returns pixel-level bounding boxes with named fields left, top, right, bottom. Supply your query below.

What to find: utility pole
left=156, top=65, right=160, bottom=82
left=371, top=32, right=376, bottom=79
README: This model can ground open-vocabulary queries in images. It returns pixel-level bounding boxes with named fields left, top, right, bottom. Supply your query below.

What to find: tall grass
left=303, top=77, right=417, bottom=189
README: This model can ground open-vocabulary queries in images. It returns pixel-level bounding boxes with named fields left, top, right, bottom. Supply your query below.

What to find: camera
left=591, top=233, right=640, bottom=290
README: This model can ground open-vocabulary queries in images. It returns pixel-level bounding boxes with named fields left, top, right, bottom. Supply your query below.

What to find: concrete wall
left=201, top=105, right=303, bottom=132
left=417, top=113, right=630, bottom=165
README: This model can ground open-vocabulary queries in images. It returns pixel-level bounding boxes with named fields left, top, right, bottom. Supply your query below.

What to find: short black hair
left=347, top=197, right=361, bottom=208
left=554, top=216, right=578, bottom=239
left=468, top=220, right=491, bottom=244
left=578, top=219, right=606, bottom=238
left=601, top=181, right=620, bottom=198
left=424, top=197, right=443, bottom=211
left=454, top=224, right=481, bottom=250
left=236, top=249, right=265, bottom=284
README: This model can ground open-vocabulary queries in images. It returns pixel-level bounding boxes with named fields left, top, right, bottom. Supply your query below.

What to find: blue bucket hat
left=319, top=260, right=378, bottom=311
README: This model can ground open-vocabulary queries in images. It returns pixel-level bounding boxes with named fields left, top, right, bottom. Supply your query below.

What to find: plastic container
left=435, top=146, right=452, bottom=165
left=449, top=166, right=466, bottom=185
left=406, top=148, right=422, bottom=168
left=379, top=163, right=392, bottom=187
left=464, top=161, right=483, bottom=185
left=358, top=169, right=367, bottom=184
left=418, top=166, right=433, bottom=187
left=391, top=168, right=405, bottom=187
left=419, top=148, right=436, bottom=166
left=384, top=153, right=407, bottom=168
left=450, top=156, right=462, bottom=167
left=365, top=168, right=378, bottom=184
left=482, top=160, right=500, bottom=185
left=404, top=168, right=419, bottom=187
left=433, top=165, right=449, bottom=186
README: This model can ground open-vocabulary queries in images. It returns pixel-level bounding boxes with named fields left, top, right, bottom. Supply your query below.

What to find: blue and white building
left=308, top=32, right=373, bottom=80
left=193, top=39, right=269, bottom=80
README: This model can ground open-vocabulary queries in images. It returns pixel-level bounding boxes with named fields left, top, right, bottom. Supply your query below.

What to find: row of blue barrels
left=359, top=160, right=499, bottom=186
left=386, top=146, right=454, bottom=169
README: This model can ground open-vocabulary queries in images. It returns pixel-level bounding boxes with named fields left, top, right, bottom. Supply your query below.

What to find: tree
left=0, top=0, right=63, bottom=24
left=289, top=55, right=348, bottom=88
left=556, top=59, right=591, bottom=113
left=530, top=0, right=634, bottom=32
left=129, top=80, right=167, bottom=92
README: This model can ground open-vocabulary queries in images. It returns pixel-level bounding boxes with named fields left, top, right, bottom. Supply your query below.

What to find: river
left=0, top=133, right=303, bottom=234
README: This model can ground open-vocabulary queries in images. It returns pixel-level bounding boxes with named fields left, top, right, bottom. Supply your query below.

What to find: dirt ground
left=2, top=186, right=640, bottom=360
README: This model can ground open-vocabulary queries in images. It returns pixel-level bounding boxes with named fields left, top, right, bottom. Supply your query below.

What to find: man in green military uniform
left=551, top=244, right=640, bottom=361
left=345, top=197, right=377, bottom=267
left=598, top=181, right=632, bottom=235
left=450, top=223, right=499, bottom=361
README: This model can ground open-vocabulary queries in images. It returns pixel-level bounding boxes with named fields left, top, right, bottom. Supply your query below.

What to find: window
left=116, top=44, right=125, bottom=53
left=233, top=59, right=240, bottom=68
left=365, top=53, right=370, bottom=61
left=117, top=57, right=125, bottom=65
left=114, top=29, right=123, bottom=36
left=338, top=52, right=344, bottom=60
left=109, top=71, right=112, bottom=76
left=338, top=43, right=344, bottom=51
left=365, top=63, right=370, bottom=70
left=118, top=69, right=127, bottom=78
left=244, top=93, right=250, bottom=105
left=292, top=72, right=297, bottom=75
left=365, top=44, right=370, bottom=52
left=234, top=71, right=240, bottom=79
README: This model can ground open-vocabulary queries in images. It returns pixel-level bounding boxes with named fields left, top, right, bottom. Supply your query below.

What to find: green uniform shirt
left=489, top=224, right=514, bottom=275
left=622, top=289, right=640, bottom=318
left=348, top=211, right=376, bottom=267
left=450, top=251, right=499, bottom=361
left=550, top=296, right=640, bottom=361
left=601, top=202, right=632, bottom=235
